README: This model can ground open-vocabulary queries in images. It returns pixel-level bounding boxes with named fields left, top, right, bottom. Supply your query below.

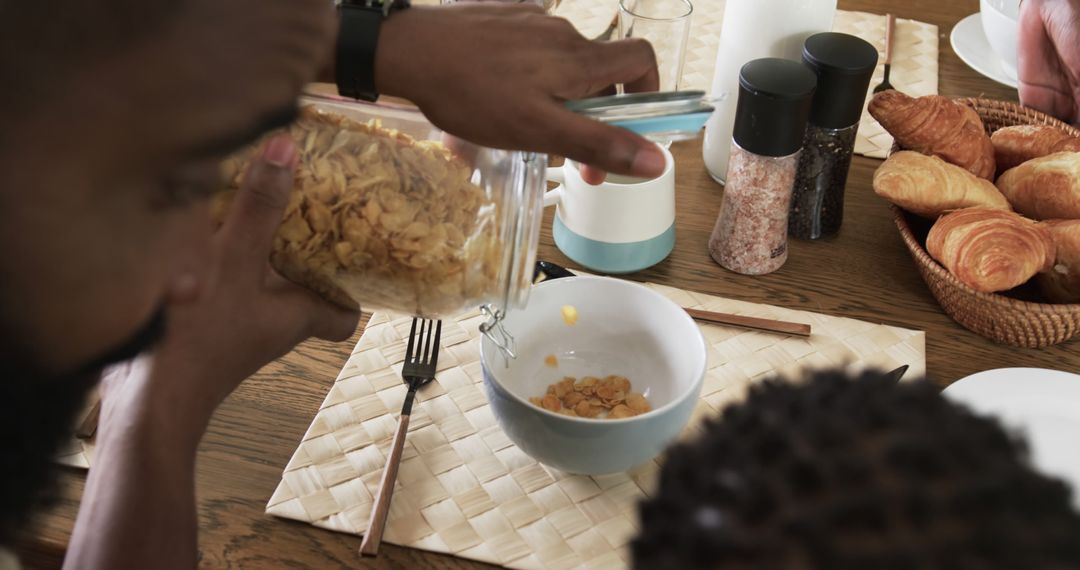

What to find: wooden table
left=20, top=0, right=1079, bottom=568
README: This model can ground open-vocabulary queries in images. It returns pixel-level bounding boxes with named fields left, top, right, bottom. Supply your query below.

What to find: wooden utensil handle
left=884, top=14, right=896, bottom=65
left=359, top=413, right=411, bottom=557
left=684, top=308, right=812, bottom=337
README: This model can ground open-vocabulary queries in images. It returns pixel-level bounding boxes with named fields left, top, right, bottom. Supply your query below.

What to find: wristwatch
left=335, top=0, right=411, bottom=102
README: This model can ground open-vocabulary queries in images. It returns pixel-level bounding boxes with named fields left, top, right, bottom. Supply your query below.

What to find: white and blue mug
left=543, top=144, right=676, bottom=274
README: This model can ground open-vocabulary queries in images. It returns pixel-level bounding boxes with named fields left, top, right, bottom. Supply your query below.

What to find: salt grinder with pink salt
left=708, top=58, right=816, bottom=275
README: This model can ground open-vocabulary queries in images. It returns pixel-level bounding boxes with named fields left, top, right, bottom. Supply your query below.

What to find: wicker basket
left=890, top=98, right=1080, bottom=348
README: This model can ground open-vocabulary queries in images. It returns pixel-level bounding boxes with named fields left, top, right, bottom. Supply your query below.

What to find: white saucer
left=943, top=367, right=1080, bottom=507
left=950, top=13, right=1018, bottom=88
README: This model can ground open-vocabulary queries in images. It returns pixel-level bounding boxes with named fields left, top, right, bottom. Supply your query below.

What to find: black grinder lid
left=802, top=32, right=879, bottom=129
left=733, top=58, right=817, bottom=158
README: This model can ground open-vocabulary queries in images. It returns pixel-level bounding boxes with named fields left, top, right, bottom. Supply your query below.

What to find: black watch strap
left=336, top=4, right=383, bottom=102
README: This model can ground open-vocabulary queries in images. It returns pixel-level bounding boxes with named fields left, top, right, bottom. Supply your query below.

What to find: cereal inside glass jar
left=215, top=100, right=546, bottom=318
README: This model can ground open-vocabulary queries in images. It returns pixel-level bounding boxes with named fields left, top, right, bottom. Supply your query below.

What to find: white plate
left=950, top=13, right=1018, bottom=88
left=943, top=368, right=1080, bottom=507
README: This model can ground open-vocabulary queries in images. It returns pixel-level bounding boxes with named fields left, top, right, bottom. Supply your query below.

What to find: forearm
left=66, top=427, right=199, bottom=569
left=65, top=362, right=209, bottom=570
left=317, top=3, right=665, bottom=178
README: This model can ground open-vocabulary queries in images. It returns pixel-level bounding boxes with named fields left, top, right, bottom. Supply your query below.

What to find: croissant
left=1036, top=219, right=1080, bottom=303
left=873, top=151, right=1011, bottom=217
left=927, top=208, right=1055, bottom=293
left=996, top=151, right=1080, bottom=220
left=991, top=125, right=1080, bottom=174
left=868, top=90, right=996, bottom=179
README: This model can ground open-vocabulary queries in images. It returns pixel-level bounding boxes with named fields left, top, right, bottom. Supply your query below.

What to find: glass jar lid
left=565, top=91, right=718, bottom=143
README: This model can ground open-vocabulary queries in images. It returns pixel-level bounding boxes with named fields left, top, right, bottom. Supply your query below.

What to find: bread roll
left=927, top=208, right=1055, bottom=293
left=1036, top=219, right=1080, bottom=303
left=996, top=151, right=1080, bottom=220
left=991, top=124, right=1080, bottom=173
left=873, top=151, right=1011, bottom=217
left=868, top=90, right=996, bottom=179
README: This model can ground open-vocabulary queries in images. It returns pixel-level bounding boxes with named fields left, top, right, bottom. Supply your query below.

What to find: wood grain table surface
left=19, top=0, right=1079, bottom=568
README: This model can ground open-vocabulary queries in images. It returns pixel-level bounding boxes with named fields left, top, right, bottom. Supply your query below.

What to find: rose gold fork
left=359, top=318, right=441, bottom=557
left=873, top=14, right=897, bottom=94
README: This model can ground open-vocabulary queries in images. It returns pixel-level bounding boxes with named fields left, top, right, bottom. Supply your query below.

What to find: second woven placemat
left=267, top=281, right=925, bottom=569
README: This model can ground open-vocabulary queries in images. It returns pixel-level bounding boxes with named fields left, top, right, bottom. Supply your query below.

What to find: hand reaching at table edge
left=1018, top=0, right=1080, bottom=125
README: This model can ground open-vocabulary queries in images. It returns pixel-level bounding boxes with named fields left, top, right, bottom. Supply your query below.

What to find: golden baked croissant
left=1036, top=219, right=1080, bottom=303
left=927, top=208, right=1055, bottom=293
left=868, top=90, right=996, bottom=179
left=991, top=125, right=1080, bottom=173
left=873, top=151, right=1011, bottom=217
left=996, top=151, right=1080, bottom=219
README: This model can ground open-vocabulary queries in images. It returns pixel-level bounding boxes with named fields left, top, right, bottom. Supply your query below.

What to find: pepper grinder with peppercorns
left=789, top=32, right=878, bottom=240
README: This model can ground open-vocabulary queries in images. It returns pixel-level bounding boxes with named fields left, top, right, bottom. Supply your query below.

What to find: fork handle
left=359, top=412, right=411, bottom=557
left=883, top=13, right=895, bottom=65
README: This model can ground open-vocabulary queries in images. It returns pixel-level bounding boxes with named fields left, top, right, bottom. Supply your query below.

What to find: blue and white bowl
left=480, top=276, right=707, bottom=475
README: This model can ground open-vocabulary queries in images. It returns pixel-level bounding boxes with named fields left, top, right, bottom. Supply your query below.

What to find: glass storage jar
left=215, top=94, right=547, bottom=323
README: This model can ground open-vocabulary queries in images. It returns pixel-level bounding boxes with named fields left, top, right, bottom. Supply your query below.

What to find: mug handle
left=543, top=165, right=564, bottom=208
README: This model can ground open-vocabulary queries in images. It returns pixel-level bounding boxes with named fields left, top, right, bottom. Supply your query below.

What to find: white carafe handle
left=543, top=165, right=564, bottom=208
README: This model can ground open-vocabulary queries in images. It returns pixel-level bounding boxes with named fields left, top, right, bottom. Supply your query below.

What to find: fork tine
left=414, top=319, right=422, bottom=364
left=404, top=317, right=419, bottom=365
left=417, top=320, right=426, bottom=364
left=430, top=321, right=442, bottom=370
left=419, top=319, right=430, bottom=365
left=424, top=319, right=436, bottom=365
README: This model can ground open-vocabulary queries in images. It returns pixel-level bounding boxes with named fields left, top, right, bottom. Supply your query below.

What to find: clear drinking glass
left=617, top=0, right=693, bottom=92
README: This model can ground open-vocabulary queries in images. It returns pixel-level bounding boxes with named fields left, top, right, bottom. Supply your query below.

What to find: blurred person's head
left=633, top=369, right=1080, bottom=569
left=0, top=0, right=334, bottom=543
left=0, top=0, right=334, bottom=377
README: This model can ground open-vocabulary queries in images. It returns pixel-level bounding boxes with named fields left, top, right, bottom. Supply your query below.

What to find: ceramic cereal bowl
left=480, top=276, right=707, bottom=475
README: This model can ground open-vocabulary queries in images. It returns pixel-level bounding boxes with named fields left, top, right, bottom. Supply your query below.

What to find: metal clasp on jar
left=480, top=304, right=516, bottom=367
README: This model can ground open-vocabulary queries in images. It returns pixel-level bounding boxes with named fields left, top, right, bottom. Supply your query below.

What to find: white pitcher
left=702, top=0, right=837, bottom=184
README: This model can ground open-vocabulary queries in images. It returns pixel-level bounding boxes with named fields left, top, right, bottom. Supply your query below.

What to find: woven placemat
left=57, top=389, right=99, bottom=470
left=57, top=437, right=95, bottom=470
left=553, top=0, right=939, bottom=159
left=267, top=281, right=926, bottom=569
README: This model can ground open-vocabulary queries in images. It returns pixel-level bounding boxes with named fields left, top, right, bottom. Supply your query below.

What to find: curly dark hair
left=632, top=369, right=1080, bottom=569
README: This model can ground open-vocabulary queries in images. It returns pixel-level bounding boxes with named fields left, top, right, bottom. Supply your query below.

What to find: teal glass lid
left=566, top=91, right=718, bottom=143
